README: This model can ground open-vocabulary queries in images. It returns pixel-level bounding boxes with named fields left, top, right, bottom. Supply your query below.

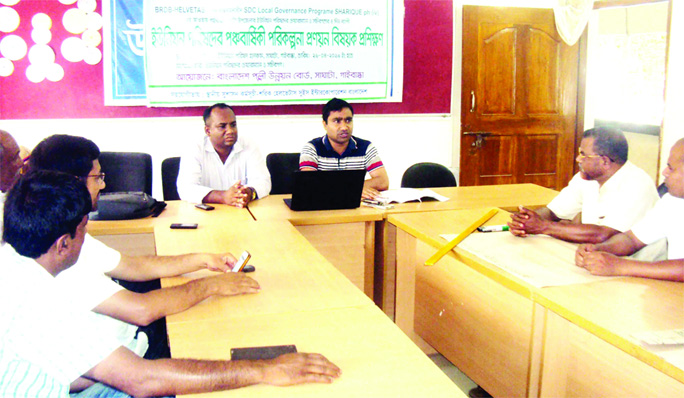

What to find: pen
left=477, top=225, right=509, bottom=232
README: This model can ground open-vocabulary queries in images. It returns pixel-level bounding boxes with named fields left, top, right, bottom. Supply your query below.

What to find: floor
left=428, top=353, right=478, bottom=395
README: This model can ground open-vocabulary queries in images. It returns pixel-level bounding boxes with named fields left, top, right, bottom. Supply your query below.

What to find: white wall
left=662, top=0, right=684, bottom=177
left=0, top=114, right=453, bottom=199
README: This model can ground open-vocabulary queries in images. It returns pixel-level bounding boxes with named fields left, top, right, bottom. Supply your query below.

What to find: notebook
left=284, top=170, right=366, bottom=211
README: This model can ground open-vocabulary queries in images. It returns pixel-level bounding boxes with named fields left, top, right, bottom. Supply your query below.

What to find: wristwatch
left=250, top=188, right=257, bottom=201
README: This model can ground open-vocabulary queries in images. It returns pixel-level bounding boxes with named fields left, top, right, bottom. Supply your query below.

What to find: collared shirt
left=547, top=161, right=658, bottom=232
left=0, top=244, right=121, bottom=398
left=54, top=234, right=147, bottom=357
left=632, top=193, right=684, bottom=259
left=177, top=135, right=271, bottom=204
left=299, top=135, right=384, bottom=172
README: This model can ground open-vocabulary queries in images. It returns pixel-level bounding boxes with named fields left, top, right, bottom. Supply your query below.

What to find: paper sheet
left=441, top=232, right=614, bottom=288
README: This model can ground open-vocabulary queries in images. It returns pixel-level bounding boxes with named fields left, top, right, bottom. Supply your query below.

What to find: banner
left=142, top=0, right=403, bottom=107
left=103, top=0, right=146, bottom=105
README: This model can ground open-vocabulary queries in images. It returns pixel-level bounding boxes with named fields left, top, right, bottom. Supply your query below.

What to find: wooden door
left=460, top=6, right=580, bottom=190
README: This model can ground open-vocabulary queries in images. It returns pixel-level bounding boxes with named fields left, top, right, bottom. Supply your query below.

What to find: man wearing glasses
left=27, top=135, right=263, bottom=393
left=508, top=127, right=659, bottom=244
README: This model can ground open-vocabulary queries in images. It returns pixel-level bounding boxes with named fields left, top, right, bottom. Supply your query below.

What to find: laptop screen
left=284, top=170, right=366, bottom=211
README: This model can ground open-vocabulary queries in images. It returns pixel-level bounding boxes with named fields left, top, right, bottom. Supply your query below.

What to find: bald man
left=0, top=130, right=24, bottom=230
left=575, top=138, right=684, bottom=282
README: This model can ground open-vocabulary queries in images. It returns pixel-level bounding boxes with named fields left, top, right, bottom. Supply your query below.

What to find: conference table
left=86, top=183, right=684, bottom=397
left=388, top=208, right=684, bottom=397
left=89, top=198, right=470, bottom=397
left=246, top=184, right=558, bottom=314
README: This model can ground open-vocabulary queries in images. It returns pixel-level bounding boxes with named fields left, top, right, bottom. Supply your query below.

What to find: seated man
left=508, top=127, right=658, bottom=243
left=300, top=98, right=389, bottom=199
left=0, top=170, right=341, bottom=397
left=0, top=130, right=24, bottom=228
left=28, top=135, right=258, bottom=371
left=177, top=103, right=271, bottom=207
left=575, top=138, right=684, bottom=282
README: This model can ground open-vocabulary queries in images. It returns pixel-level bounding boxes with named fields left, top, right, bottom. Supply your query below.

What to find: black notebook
left=284, top=169, right=366, bottom=211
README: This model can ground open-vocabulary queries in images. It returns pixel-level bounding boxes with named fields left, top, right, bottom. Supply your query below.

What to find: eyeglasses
left=577, top=151, right=602, bottom=160
left=86, top=173, right=106, bottom=184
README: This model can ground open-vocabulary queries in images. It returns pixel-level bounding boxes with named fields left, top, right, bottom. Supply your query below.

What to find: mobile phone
left=195, top=203, right=215, bottom=211
left=170, top=223, right=198, bottom=229
left=232, top=250, right=251, bottom=272
left=230, top=344, right=297, bottom=360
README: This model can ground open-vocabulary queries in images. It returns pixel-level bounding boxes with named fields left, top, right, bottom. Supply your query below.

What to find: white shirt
left=0, top=244, right=121, bottom=398
left=0, top=191, right=5, bottom=234
left=55, top=234, right=147, bottom=356
left=632, top=193, right=684, bottom=259
left=177, top=135, right=271, bottom=203
left=547, top=161, right=658, bottom=232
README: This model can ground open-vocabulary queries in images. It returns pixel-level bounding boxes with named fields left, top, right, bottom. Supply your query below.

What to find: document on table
left=440, top=232, right=615, bottom=288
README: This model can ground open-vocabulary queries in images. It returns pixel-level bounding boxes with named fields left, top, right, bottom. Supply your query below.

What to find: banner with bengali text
left=142, top=0, right=403, bottom=107
left=103, top=0, right=147, bottom=105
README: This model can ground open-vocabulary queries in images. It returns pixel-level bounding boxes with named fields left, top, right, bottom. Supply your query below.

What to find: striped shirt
left=299, top=135, right=384, bottom=172
left=0, top=244, right=121, bottom=397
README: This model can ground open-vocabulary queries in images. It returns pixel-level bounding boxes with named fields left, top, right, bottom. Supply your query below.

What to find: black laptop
left=284, top=170, right=366, bottom=211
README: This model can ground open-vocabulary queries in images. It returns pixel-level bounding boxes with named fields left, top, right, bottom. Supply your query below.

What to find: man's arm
left=201, top=182, right=250, bottom=207
left=86, top=346, right=341, bottom=397
left=508, top=206, right=620, bottom=243
left=576, top=251, right=684, bottom=282
left=106, top=252, right=236, bottom=282
left=176, top=149, right=214, bottom=204
left=575, top=230, right=647, bottom=270
left=362, top=167, right=389, bottom=200
left=93, top=273, right=260, bottom=326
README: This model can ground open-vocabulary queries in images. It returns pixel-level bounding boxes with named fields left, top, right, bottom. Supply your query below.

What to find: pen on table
left=477, top=225, right=510, bottom=232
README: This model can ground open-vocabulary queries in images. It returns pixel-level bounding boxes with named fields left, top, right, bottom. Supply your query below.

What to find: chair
left=401, top=162, right=457, bottom=188
left=98, top=152, right=153, bottom=195
left=161, top=157, right=181, bottom=201
left=266, top=153, right=300, bottom=195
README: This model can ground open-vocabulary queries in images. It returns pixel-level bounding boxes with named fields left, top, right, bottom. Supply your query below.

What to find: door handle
left=470, top=91, right=475, bottom=113
left=463, top=132, right=491, bottom=150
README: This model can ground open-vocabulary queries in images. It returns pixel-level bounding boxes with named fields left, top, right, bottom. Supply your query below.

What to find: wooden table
left=153, top=215, right=464, bottom=397
left=247, top=184, right=558, bottom=312
left=388, top=208, right=684, bottom=397
left=166, top=305, right=462, bottom=398
left=247, top=194, right=383, bottom=299
left=88, top=201, right=254, bottom=255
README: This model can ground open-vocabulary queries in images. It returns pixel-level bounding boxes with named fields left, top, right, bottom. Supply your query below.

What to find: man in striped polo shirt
left=299, top=98, right=389, bottom=199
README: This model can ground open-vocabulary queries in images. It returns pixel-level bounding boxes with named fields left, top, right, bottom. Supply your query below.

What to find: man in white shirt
left=177, top=103, right=271, bottom=207
left=0, top=170, right=341, bottom=397
left=0, top=130, right=23, bottom=229
left=575, top=138, right=684, bottom=282
left=28, top=135, right=260, bottom=373
left=508, top=127, right=658, bottom=244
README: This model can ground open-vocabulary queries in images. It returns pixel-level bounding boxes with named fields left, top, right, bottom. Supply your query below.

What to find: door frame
left=450, top=4, right=588, bottom=185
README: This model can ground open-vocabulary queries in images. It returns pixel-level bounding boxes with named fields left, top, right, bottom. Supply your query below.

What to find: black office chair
left=266, top=153, right=300, bottom=195
left=161, top=157, right=181, bottom=201
left=657, top=182, right=668, bottom=198
left=401, top=162, right=457, bottom=188
left=98, top=152, right=153, bottom=195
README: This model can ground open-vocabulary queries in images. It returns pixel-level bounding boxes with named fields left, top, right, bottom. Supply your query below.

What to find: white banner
left=143, top=0, right=403, bottom=106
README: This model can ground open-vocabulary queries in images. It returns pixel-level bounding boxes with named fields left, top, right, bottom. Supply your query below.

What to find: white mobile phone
left=232, top=251, right=251, bottom=272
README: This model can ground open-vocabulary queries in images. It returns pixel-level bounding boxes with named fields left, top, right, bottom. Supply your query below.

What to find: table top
left=166, top=305, right=465, bottom=398
left=156, top=219, right=373, bottom=323
left=88, top=201, right=254, bottom=235
left=388, top=207, right=684, bottom=383
left=385, top=184, right=558, bottom=214
left=246, top=194, right=384, bottom=225
left=89, top=184, right=558, bottom=234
